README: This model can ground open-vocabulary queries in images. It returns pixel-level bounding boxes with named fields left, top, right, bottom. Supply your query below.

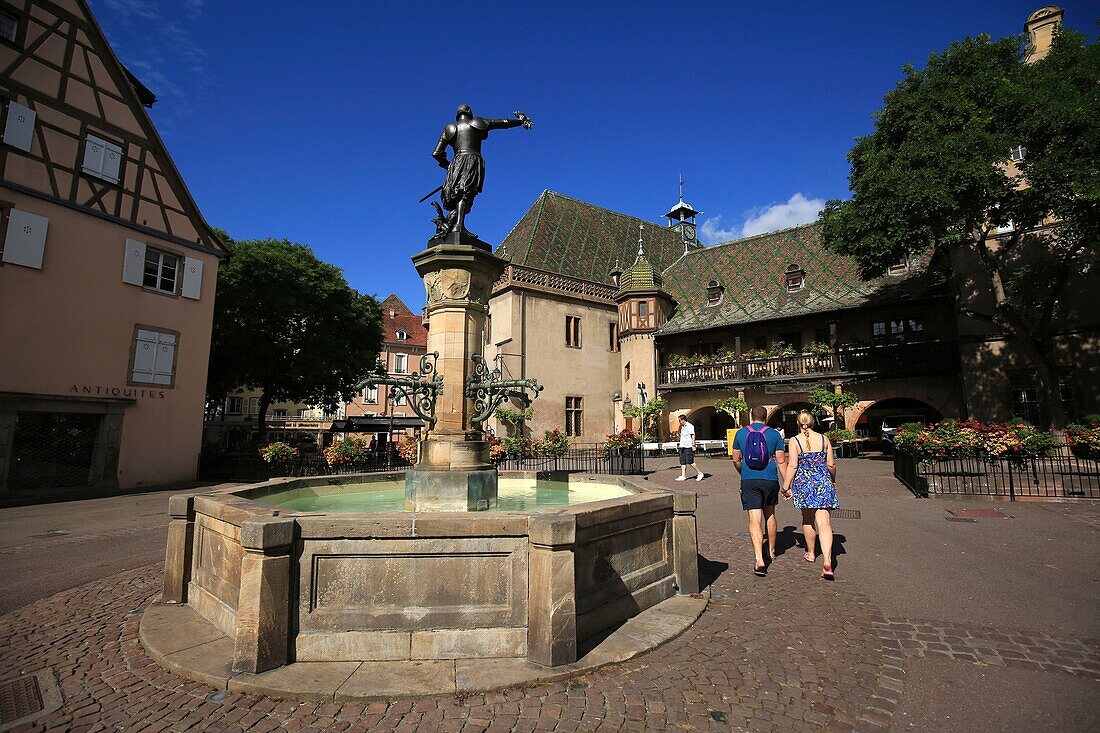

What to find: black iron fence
left=200, top=444, right=645, bottom=483
left=199, top=451, right=408, bottom=483
left=496, top=444, right=645, bottom=475
left=893, top=446, right=1100, bottom=500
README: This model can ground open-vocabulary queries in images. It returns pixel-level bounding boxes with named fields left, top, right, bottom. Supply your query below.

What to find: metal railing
left=495, top=444, right=645, bottom=475
left=659, top=341, right=959, bottom=387
left=893, top=446, right=1100, bottom=500
left=199, top=451, right=409, bottom=483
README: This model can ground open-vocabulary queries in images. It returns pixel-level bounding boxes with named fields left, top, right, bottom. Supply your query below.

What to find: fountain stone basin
left=156, top=471, right=700, bottom=677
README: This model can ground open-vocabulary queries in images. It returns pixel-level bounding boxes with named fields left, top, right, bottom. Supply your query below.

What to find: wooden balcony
left=658, top=340, right=959, bottom=390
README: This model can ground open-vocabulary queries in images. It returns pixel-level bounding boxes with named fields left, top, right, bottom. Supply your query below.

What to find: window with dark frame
left=566, top=315, right=581, bottom=348
left=1009, top=371, right=1042, bottom=425
left=565, top=396, right=583, bottom=437
left=706, top=280, right=724, bottom=306
left=393, top=353, right=408, bottom=374
left=779, top=332, right=802, bottom=351
left=638, top=300, right=649, bottom=319
left=272, top=409, right=287, bottom=419
left=226, top=397, right=243, bottom=415
left=753, top=335, right=767, bottom=351
left=624, top=363, right=630, bottom=382
left=0, top=10, right=17, bottom=43
left=608, top=322, right=618, bottom=351
left=363, top=386, right=378, bottom=404
left=888, top=257, right=910, bottom=275
left=143, top=248, right=179, bottom=294
left=814, top=327, right=830, bottom=345
left=785, top=264, right=806, bottom=292
left=872, top=321, right=887, bottom=340
left=1009, top=145, right=1026, bottom=163
left=1058, top=375, right=1076, bottom=423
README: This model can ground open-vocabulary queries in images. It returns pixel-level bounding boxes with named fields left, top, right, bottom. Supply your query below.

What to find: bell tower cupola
left=664, top=174, right=702, bottom=251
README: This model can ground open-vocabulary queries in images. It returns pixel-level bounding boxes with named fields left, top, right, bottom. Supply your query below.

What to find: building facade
left=0, top=0, right=225, bottom=494
left=340, top=294, right=427, bottom=447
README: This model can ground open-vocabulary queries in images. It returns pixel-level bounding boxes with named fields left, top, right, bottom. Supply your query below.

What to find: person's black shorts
left=678, top=447, right=695, bottom=465
left=740, top=479, right=780, bottom=510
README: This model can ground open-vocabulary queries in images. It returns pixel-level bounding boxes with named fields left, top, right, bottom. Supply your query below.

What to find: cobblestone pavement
left=1, top=458, right=1097, bottom=732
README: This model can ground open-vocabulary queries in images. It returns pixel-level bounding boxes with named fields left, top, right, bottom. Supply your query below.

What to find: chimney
left=1024, top=6, right=1064, bottom=63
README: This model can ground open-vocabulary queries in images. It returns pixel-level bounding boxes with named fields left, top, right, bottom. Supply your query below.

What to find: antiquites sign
left=69, top=385, right=167, bottom=399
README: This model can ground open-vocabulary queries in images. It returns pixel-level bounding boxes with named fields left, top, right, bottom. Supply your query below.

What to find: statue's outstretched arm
left=486, top=111, right=532, bottom=131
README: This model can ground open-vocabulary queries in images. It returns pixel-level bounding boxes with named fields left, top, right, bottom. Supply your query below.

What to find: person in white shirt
left=675, top=415, right=704, bottom=482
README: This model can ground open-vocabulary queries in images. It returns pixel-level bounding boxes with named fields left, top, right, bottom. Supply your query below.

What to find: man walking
left=675, top=414, right=704, bottom=482
left=732, top=406, right=786, bottom=576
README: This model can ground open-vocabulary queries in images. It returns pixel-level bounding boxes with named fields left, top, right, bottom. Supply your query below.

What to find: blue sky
left=91, top=1, right=1095, bottom=310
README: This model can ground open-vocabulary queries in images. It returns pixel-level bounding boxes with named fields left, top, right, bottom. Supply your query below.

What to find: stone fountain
left=142, top=106, right=702, bottom=701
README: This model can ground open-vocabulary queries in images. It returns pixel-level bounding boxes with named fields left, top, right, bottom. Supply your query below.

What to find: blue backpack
left=744, top=425, right=771, bottom=471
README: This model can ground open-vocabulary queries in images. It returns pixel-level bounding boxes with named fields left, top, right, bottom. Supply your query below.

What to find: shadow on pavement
left=697, top=555, right=729, bottom=591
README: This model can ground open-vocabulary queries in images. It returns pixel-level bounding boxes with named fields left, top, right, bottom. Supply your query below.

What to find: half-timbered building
left=0, top=0, right=225, bottom=495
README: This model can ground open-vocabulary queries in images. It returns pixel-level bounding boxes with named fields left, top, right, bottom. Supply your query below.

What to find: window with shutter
left=2, top=100, right=35, bottom=152
left=0, top=10, right=18, bottom=43
left=82, top=133, right=122, bottom=184
left=130, top=327, right=178, bottom=387
left=2, top=208, right=48, bottom=269
left=394, top=354, right=408, bottom=374
left=181, top=257, right=203, bottom=299
left=142, top=248, right=180, bottom=294
left=226, top=397, right=243, bottom=415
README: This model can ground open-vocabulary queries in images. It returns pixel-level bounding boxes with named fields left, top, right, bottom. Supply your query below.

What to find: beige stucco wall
left=617, top=333, right=657, bottom=436
left=0, top=193, right=219, bottom=487
left=488, top=289, right=620, bottom=441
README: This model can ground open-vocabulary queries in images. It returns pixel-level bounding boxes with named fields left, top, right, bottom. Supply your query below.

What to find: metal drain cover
left=0, top=676, right=42, bottom=724
left=946, top=516, right=978, bottom=523
left=832, top=509, right=861, bottom=520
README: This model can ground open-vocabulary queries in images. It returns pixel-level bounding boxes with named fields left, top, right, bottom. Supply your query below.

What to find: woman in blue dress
left=781, top=411, right=839, bottom=580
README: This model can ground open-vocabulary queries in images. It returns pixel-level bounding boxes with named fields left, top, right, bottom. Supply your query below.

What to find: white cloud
left=699, top=215, right=739, bottom=245
left=699, top=192, right=825, bottom=244
left=740, top=193, right=824, bottom=237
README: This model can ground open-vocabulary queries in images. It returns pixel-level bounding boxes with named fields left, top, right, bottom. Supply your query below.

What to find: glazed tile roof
left=500, top=190, right=701, bottom=284
left=379, top=294, right=428, bottom=347
left=617, top=246, right=665, bottom=295
left=658, top=223, right=946, bottom=334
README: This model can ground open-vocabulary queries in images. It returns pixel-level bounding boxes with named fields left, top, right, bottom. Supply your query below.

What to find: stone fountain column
left=406, top=235, right=507, bottom=511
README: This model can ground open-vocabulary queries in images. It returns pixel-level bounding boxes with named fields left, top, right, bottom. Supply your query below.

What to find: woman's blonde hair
left=796, top=410, right=816, bottom=432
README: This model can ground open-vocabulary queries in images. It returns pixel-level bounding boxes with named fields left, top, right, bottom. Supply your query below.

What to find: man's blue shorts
left=678, top=447, right=695, bottom=465
left=740, top=479, right=779, bottom=510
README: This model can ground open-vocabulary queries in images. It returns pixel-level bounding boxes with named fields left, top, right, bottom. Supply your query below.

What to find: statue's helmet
left=456, top=103, right=473, bottom=120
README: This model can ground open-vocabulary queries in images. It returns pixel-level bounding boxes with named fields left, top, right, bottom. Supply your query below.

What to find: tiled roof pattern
left=617, top=249, right=663, bottom=294
left=379, top=294, right=427, bottom=346
left=500, top=190, right=701, bottom=284
left=657, top=223, right=945, bottom=334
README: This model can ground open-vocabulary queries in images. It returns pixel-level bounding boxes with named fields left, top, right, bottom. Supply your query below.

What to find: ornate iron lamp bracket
left=358, top=352, right=442, bottom=425
left=465, top=354, right=543, bottom=424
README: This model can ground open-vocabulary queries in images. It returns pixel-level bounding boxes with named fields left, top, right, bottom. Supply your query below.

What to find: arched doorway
left=858, top=398, right=942, bottom=448
left=686, top=406, right=737, bottom=441
left=767, top=402, right=821, bottom=438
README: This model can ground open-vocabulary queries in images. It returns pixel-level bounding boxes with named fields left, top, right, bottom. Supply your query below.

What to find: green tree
left=624, top=398, right=667, bottom=441
left=808, top=388, right=859, bottom=427
left=714, top=396, right=749, bottom=424
left=207, top=235, right=383, bottom=444
left=821, top=29, right=1099, bottom=429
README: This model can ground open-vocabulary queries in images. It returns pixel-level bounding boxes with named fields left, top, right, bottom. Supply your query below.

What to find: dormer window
left=396, top=329, right=409, bottom=341
left=706, top=279, right=724, bottom=306
left=1009, top=145, right=1026, bottom=162
left=784, top=264, right=805, bottom=292
left=888, top=256, right=910, bottom=276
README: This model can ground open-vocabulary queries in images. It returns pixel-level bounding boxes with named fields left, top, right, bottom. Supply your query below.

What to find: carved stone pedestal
left=407, top=235, right=508, bottom=511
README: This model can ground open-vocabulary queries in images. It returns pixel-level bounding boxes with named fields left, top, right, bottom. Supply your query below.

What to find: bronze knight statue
left=426, top=104, right=532, bottom=240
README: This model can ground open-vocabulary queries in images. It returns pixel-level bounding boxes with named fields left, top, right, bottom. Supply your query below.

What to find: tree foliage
left=207, top=234, right=383, bottom=443
left=821, top=29, right=1099, bottom=429
left=714, top=396, right=749, bottom=419
left=624, top=397, right=667, bottom=441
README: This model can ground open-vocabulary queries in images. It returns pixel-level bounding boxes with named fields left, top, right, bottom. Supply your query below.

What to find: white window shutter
left=122, top=239, right=146, bottom=285
left=3, top=101, right=36, bottom=152
left=2, top=209, right=48, bottom=269
left=153, top=337, right=176, bottom=385
left=181, top=257, right=203, bottom=299
left=83, top=135, right=105, bottom=175
left=132, top=331, right=157, bottom=382
left=102, top=141, right=122, bottom=183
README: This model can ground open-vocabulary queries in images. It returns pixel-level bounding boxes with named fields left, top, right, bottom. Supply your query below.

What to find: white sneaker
left=696, top=473, right=705, bottom=481
left=675, top=476, right=687, bottom=481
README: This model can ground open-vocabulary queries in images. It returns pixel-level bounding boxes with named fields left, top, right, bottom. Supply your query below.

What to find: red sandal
left=822, top=565, right=835, bottom=581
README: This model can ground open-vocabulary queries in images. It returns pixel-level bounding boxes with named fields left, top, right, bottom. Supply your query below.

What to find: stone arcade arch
left=686, top=406, right=737, bottom=441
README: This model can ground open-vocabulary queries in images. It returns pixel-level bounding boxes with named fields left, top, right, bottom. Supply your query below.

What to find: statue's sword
left=418, top=184, right=444, bottom=204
